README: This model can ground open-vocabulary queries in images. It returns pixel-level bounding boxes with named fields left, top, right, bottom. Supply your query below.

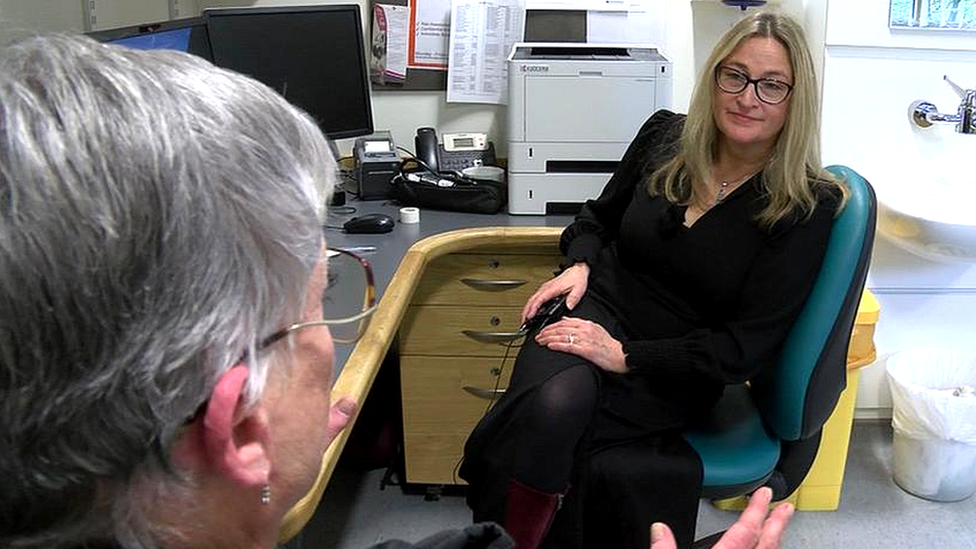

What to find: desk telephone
left=392, top=127, right=505, bottom=214
left=414, top=127, right=497, bottom=176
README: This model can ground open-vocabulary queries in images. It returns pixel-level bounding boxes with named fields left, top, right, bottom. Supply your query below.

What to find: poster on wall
left=408, top=0, right=451, bottom=69
left=371, top=3, right=409, bottom=84
left=370, top=0, right=449, bottom=89
left=889, top=0, right=976, bottom=30
left=446, top=0, right=525, bottom=103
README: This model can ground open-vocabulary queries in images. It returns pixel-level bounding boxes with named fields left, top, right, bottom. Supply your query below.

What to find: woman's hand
left=535, top=317, right=627, bottom=374
left=521, top=262, right=590, bottom=324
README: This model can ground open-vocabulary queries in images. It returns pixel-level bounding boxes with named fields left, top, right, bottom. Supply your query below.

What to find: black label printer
left=353, top=131, right=400, bottom=200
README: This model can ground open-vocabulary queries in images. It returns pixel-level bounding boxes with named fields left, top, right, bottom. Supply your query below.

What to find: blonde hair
left=650, top=12, right=847, bottom=228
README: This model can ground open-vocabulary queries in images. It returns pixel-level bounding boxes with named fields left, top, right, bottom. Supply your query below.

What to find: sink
left=878, top=196, right=976, bottom=263
left=875, top=129, right=976, bottom=263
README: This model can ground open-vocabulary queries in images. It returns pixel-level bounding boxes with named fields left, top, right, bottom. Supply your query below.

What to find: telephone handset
left=415, top=127, right=441, bottom=173
left=413, top=127, right=497, bottom=176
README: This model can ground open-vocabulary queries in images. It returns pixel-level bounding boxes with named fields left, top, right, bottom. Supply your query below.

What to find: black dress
left=460, top=110, right=838, bottom=548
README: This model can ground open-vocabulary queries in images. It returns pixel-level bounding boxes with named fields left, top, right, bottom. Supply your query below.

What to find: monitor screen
left=205, top=5, right=374, bottom=140
left=87, top=18, right=213, bottom=62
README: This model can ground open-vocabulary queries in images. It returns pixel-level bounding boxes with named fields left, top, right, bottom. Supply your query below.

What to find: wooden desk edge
left=279, top=227, right=563, bottom=541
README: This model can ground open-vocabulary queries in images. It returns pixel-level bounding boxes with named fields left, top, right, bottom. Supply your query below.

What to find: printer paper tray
left=508, top=172, right=609, bottom=215
left=546, top=160, right=619, bottom=173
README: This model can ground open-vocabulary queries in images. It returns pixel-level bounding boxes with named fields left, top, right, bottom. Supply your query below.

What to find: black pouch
left=390, top=170, right=507, bottom=214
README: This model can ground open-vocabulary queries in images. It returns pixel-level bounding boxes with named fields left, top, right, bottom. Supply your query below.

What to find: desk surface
left=325, top=200, right=574, bottom=379
left=280, top=200, right=574, bottom=540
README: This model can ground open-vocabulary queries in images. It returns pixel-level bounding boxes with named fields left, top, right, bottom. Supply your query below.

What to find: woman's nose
left=736, top=84, right=761, bottom=107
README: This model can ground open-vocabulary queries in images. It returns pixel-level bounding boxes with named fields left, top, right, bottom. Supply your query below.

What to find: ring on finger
left=568, top=333, right=575, bottom=345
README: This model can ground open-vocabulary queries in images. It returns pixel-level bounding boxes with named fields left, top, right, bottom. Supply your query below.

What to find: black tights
left=513, top=364, right=599, bottom=494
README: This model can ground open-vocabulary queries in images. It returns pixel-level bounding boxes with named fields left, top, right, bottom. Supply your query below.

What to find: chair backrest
left=750, top=165, right=877, bottom=441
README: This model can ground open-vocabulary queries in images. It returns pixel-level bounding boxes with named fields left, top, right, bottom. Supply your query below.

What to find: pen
left=340, top=245, right=377, bottom=254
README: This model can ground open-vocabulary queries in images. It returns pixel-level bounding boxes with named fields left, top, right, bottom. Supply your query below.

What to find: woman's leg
left=504, top=364, right=598, bottom=549
left=460, top=338, right=597, bottom=526
left=513, top=364, right=598, bottom=492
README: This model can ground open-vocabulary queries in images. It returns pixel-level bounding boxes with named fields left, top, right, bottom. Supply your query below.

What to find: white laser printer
left=507, top=43, right=671, bottom=214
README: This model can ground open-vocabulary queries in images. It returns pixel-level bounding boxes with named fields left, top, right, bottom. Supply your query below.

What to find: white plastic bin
left=886, top=348, right=976, bottom=502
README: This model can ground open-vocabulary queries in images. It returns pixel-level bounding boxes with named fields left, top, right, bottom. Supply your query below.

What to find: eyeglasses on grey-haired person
left=183, top=248, right=376, bottom=424
left=260, top=247, right=378, bottom=347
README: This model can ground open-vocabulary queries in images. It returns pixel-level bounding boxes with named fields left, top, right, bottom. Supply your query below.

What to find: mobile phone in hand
left=519, top=295, right=568, bottom=334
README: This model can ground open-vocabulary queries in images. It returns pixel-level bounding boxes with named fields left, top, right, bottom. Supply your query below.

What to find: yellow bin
left=715, top=290, right=880, bottom=511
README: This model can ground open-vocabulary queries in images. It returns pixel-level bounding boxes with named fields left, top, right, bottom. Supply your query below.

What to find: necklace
left=713, top=172, right=756, bottom=205
left=715, top=180, right=731, bottom=203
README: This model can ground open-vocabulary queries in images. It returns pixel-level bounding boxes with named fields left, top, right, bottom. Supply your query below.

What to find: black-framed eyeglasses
left=715, top=66, right=793, bottom=105
left=259, top=247, right=377, bottom=348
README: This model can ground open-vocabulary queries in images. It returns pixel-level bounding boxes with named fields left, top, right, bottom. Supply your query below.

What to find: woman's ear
left=197, top=365, right=272, bottom=488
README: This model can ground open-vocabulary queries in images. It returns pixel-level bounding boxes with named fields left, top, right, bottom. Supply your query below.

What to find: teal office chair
left=683, top=165, right=876, bottom=546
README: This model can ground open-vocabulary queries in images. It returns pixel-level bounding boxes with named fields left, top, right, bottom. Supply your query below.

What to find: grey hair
left=0, top=34, right=335, bottom=547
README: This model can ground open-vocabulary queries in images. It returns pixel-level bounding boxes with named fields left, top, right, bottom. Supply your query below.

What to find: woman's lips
left=728, top=111, right=760, bottom=122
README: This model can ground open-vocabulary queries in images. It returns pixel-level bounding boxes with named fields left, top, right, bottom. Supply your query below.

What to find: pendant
left=716, top=180, right=730, bottom=203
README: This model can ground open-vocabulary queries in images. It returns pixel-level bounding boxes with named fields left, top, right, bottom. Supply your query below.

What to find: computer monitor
left=205, top=5, right=374, bottom=140
left=87, top=17, right=213, bottom=62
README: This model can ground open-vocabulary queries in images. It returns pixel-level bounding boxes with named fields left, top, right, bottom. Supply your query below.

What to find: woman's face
left=713, top=37, right=793, bottom=156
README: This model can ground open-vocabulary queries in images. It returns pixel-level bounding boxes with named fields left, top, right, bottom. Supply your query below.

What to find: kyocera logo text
left=521, top=65, right=549, bottom=73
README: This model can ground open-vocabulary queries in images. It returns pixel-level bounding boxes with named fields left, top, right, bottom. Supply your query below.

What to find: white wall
left=820, top=0, right=976, bottom=419
left=362, top=0, right=828, bottom=157
left=0, top=0, right=84, bottom=42
left=0, top=0, right=177, bottom=41
left=1, top=0, right=830, bottom=154
left=95, top=0, right=170, bottom=30
left=194, top=0, right=827, bottom=155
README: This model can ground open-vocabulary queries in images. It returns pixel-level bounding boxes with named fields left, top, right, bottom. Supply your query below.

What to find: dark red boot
left=503, top=479, right=564, bottom=549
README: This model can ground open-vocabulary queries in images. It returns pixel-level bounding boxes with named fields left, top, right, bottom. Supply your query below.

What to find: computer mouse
left=343, top=213, right=395, bottom=234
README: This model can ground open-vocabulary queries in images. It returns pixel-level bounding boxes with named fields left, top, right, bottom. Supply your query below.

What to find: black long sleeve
left=560, top=110, right=683, bottom=268
left=620, top=200, right=835, bottom=385
left=558, top=109, right=838, bottom=390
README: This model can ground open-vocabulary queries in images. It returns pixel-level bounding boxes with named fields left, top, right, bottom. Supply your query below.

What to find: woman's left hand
left=535, top=317, right=627, bottom=374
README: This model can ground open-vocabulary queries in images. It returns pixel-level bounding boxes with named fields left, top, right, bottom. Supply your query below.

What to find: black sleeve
left=559, top=109, right=683, bottom=268
left=621, top=196, right=838, bottom=385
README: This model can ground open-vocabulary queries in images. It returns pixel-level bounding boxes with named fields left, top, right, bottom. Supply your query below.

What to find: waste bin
left=886, top=348, right=976, bottom=501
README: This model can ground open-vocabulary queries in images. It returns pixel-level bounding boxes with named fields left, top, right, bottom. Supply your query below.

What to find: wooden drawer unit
left=400, top=246, right=560, bottom=485
left=401, top=356, right=515, bottom=484
left=413, top=252, right=558, bottom=306
left=400, top=305, right=525, bottom=357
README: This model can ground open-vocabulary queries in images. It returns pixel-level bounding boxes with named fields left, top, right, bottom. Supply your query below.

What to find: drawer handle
left=462, top=330, right=524, bottom=344
left=460, top=278, right=527, bottom=291
left=463, top=386, right=507, bottom=400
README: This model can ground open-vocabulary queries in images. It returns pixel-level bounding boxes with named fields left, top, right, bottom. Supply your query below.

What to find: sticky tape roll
left=399, top=207, right=420, bottom=224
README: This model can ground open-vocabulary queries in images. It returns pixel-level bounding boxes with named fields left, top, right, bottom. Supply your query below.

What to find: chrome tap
left=909, top=76, right=976, bottom=135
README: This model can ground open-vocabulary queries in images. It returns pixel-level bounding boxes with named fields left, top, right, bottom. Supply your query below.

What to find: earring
left=261, top=484, right=271, bottom=505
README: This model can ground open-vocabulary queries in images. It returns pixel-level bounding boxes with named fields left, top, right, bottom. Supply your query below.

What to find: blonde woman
left=461, top=12, right=845, bottom=549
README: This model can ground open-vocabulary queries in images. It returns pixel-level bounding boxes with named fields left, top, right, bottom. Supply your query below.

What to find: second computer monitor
left=87, top=17, right=213, bottom=61
left=205, top=5, right=374, bottom=140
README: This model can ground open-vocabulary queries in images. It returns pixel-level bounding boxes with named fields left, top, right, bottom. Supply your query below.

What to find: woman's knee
left=527, top=366, right=598, bottom=427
